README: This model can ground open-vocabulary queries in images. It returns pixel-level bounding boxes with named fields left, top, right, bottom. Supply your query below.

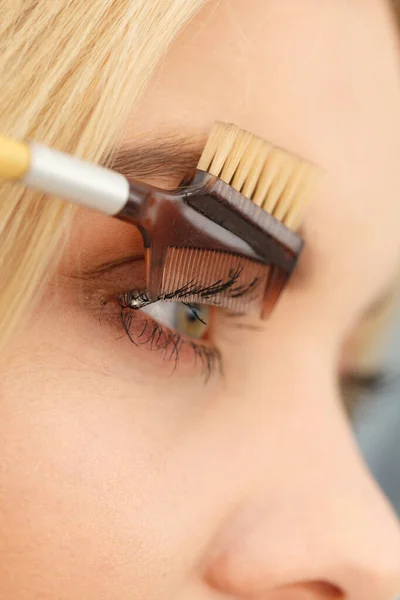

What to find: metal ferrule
left=23, top=142, right=130, bottom=215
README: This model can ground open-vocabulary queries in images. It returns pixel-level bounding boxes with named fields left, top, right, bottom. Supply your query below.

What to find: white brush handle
left=23, top=142, right=129, bottom=215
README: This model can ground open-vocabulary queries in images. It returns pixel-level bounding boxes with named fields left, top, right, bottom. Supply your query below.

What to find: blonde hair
left=0, top=0, right=206, bottom=352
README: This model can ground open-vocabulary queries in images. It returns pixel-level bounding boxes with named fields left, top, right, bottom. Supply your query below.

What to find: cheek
left=0, top=371, right=222, bottom=599
left=0, top=300, right=217, bottom=598
left=0, top=380, right=159, bottom=597
left=0, top=350, right=244, bottom=599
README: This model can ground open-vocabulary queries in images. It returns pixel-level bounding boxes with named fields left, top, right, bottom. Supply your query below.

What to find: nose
left=205, top=346, right=400, bottom=600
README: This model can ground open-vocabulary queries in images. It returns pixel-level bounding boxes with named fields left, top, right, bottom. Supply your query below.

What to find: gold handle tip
left=0, top=135, right=30, bottom=180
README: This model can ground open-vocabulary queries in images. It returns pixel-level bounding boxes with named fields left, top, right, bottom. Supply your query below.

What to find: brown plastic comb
left=116, top=167, right=303, bottom=317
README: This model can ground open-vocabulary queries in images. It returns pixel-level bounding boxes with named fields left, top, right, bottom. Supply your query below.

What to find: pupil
left=187, top=308, right=199, bottom=323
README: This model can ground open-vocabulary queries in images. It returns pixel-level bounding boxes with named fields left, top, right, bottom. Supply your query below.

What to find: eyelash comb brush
left=174, top=122, right=322, bottom=316
left=0, top=125, right=321, bottom=317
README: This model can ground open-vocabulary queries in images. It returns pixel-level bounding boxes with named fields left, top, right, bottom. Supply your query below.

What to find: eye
left=141, top=301, right=210, bottom=340
left=115, top=292, right=221, bottom=380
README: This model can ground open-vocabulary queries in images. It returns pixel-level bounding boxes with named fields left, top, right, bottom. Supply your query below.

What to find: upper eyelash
left=166, top=265, right=261, bottom=301
left=119, top=266, right=262, bottom=311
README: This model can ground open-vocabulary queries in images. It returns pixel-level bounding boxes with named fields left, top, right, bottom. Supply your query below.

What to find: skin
left=1, top=0, right=400, bottom=598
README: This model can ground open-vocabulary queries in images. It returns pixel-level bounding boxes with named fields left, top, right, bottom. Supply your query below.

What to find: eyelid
left=66, top=257, right=147, bottom=310
left=79, top=254, right=145, bottom=278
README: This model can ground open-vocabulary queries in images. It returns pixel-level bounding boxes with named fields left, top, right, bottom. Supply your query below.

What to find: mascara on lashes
left=118, top=266, right=261, bottom=311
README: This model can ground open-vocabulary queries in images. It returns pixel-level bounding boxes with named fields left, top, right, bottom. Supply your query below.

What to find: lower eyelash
left=118, top=303, right=222, bottom=382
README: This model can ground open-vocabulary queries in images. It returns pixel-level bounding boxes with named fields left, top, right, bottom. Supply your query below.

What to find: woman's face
left=2, top=1, right=400, bottom=598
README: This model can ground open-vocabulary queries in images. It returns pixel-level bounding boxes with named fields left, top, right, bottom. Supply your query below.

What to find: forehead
left=119, top=0, right=400, bottom=330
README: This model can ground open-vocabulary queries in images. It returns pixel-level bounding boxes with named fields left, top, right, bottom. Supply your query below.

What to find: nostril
left=296, top=582, right=343, bottom=599
left=254, top=581, right=344, bottom=600
left=301, top=582, right=343, bottom=599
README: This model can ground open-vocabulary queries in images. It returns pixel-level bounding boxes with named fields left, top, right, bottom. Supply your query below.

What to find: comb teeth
left=197, top=121, right=323, bottom=231
left=160, top=247, right=269, bottom=314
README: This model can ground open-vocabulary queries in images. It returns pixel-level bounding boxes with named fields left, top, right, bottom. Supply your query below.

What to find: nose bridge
left=207, top=351, right=400, bottom=599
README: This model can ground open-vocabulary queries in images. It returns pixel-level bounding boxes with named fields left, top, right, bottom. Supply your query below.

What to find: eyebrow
left=106, top=132, right=206, bottom=184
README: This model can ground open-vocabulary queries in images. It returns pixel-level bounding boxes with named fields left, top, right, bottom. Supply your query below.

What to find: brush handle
left=0, top=135, right=30, bottom=179
left=0, top=136, right=129, bottom=215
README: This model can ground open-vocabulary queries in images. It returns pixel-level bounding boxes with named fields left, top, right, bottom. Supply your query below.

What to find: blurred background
left=354, top=310, right=400, bottom=519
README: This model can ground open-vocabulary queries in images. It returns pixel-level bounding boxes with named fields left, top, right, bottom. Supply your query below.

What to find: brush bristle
left=197, top=121, right=322, bottom=231
left=160, top=247, right=269, bottom=314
